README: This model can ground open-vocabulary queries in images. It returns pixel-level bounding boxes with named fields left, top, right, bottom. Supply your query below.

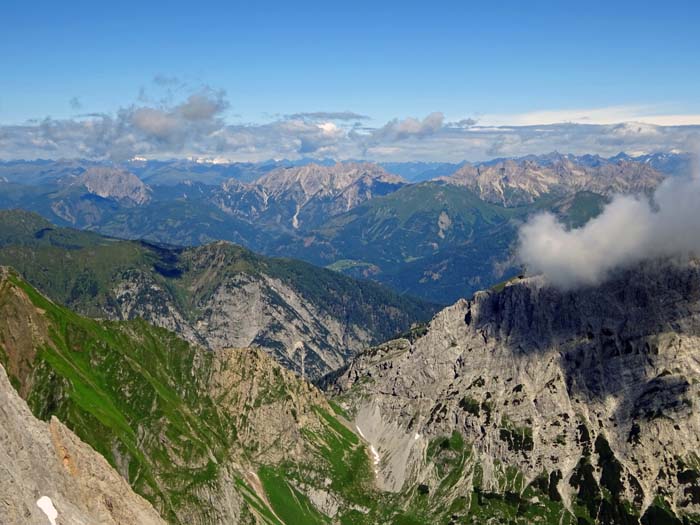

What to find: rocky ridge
left=0, top=210, right=434, bottom=379
left=440, top=156, right=664, bottom=206
left=331, top=259, right=700, bottom=523
left=256, top=162, right=404, bottom=204
left=77, top=166, right=152, bottom=205
left=217, top=162, right=405, bottom=230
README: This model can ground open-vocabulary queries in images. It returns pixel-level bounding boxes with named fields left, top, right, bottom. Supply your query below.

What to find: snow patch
left=291, top=204, right=301, bottom=229
left=369, top=444, right=381, bottom=473
left=356, top=425, right=381, bottom=474
left=37, top=496, right=58, bottom=525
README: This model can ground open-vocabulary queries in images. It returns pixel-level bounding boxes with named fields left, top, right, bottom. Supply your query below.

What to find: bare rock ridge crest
left=440, top=156, right=663, bottom=206
left=331, top=258, right=700, bottom=522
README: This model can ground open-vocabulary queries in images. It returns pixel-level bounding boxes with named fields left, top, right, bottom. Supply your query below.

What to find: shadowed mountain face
left=329, top=259, right=700, bottom=524
left=0, top=154, right=674, bottom=304
left=0, top=210, right=436, bottom=378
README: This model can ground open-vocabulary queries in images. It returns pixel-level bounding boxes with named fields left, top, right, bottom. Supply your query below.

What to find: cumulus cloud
left=3, top=87, right=700, bottom=162
left=129, top=107, right=181, bottom=139
left=447, top=118, right=478, bottom=128
left=517, top=172, right=700, bottom=289
left=176, top=90, right=228, bottom=121
left=369, top=112, right=445, bottom=142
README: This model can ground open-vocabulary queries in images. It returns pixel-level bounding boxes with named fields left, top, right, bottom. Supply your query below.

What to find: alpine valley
left=5, top=2, right=700, bottom=523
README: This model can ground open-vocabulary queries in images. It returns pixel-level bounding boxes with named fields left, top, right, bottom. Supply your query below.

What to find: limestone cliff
left=0, top=363, right=165, bottom=525
left=332, top=259, right=700, bottom=523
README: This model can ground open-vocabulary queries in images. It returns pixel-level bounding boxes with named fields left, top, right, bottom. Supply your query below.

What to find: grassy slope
left=0, top=268, right=233, bottom=522
left=0, top=268, right=386, bottom=524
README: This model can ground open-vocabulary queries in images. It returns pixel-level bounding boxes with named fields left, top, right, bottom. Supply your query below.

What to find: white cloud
left=368, top=112, right=445, bottom=142
left=2, top=90, right=700, bottom=162
left=517, top=173, right=700, bottom=289
left=317, top=121, right=340, bottom=134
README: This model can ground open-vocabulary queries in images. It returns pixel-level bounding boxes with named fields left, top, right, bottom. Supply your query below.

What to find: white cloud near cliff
left=517, top=171, right=700, bottom=289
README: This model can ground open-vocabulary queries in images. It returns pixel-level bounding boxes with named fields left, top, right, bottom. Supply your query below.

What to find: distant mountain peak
left=217, top=161, right=406, bottom=230
left=439, top=155, right=664, bottom=206
left=75, top=167, right=152, bottom=205
left=256, top=161, right=405, bottom=197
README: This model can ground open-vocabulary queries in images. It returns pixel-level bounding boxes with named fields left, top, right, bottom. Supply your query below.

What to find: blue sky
left=1, top=0, right=700, bottom=161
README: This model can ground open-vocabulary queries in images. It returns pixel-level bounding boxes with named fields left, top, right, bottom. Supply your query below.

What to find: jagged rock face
left=105, top=242, right=402, bottom=378
left=0, top=364, right=165, bottom=525
left=332, top=260, right=700, bottom=521
left=77, top=167, right=152, bottom=205
left=208, top=346, right=334, bottom=465
left=441, top=157, right=664, bottom=206
left=217, top=162, right=405, bottom=230
left=256, top=162, right=404, bottom=203
left=109, top=267, right=359, bottom=377
left=47, top=167, right=152, bottom=226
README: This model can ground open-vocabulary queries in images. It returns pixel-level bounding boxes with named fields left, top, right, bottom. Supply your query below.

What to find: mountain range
left=0, top=157, right=697, bottom=521
left=0, top=152, right=683, bottom=304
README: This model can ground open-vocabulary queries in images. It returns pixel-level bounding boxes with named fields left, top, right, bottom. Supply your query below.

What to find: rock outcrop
left=332, top=259, right=700, bottom=522
left=217, top=162, right=405, bottom=230
left=0, top=363, right=165, bottom=525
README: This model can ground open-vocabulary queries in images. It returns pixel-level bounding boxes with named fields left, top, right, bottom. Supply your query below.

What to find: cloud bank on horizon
left=1, top=82, right=700, bottom=162
left=517, top=171, right=700, bottom=289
